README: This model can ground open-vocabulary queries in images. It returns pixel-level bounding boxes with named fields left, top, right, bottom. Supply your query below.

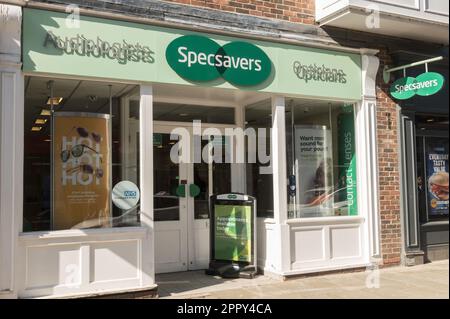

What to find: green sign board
left=166, top=35, right=271, bottom=86
left=23, top=8, right=363, bottom=100
left=153, top=133, right=162, bottom=146
left=390, top=72, right=445, bottom=100
left=214, top=204, right=252, bottom=262
left=338, top=105, right=358, bottom=216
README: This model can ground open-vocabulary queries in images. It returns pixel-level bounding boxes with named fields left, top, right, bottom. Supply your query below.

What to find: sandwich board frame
left=206, top=193, right=257, bottom=279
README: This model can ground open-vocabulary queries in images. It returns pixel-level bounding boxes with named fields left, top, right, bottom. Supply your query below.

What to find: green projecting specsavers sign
left=166, top=35, right=271, bottom=86
left=390, top=72, right=445, bottom=100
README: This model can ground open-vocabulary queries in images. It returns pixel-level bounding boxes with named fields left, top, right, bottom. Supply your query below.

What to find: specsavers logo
left=390, top=72, right=445, bottom=100
left=166, top=35, right=271, bottom=86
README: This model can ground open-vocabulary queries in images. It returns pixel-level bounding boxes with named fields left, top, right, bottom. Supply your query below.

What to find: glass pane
left=23, top=76, right=140, bottom=232
left=154, top=133, right=180, bottom=221
left=193, top=162, right=209, bottom=220
left=154, top=102, right=235, bottom=124
left=245, top=99, right=273, bottom=218
left=286, top=100, right=358, bottom=218
left=193, top=136, right=232, bottom=220
left=416, top=136, right=427, bottom=223
left=424, top=137, right=449, bottom=219
left=415, top=114, right=449, bottom=131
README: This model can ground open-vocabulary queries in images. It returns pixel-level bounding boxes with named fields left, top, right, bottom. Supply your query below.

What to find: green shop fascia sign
left=166, top=35, right=271, bottom=86
left=390, top=72, right=445, bottom=100
left=23, top=8, right=363, bottom=100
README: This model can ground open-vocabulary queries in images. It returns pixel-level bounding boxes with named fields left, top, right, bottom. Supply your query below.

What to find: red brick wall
left=162, top=0, right=315, bottom=24
left=376, top=49, right=402, bottom=266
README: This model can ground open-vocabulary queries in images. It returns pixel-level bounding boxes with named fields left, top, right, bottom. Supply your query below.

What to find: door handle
left=176, top=184, right=186, bottom=197
left=189, top=184, right=201, bottom=197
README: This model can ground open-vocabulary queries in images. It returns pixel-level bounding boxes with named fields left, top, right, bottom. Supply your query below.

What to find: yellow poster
left=53, top=112, right=111, bottom=230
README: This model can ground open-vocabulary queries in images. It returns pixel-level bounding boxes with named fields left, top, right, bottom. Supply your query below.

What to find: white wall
left=0, top=4, right=23, bottom=299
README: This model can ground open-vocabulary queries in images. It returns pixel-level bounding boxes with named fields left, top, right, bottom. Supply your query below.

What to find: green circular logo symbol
left=166, top=35, right=272, bottom=86
left=415, top=72, right=445, bottom=97
left=166, top=35, right=221, bottom=82
left=390, top=72, right=445, bottom=100
left=221, top=41, right=271, bottom=86
left=390, top=77, right=417, bottom=100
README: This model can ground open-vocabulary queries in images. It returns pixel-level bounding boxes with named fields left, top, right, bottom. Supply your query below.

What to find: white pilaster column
left=139, top=84, right=155, bottom=286
left=231, top=104, right=246, bottom=193
left=356, top=51, right=381, bottom=263
left=0, top=4, right=23, bottom=299
left=270, top=96, right=290, bottom=273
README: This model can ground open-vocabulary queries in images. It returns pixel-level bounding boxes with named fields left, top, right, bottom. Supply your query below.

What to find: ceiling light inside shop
left=44, top=139, right=51, bottom=142
left=427, top=118, right=435, bottom=122
left=35, top=118, right=47, bottom=125
left=46, top=97, right=63, bottom=105
left=31, top=126, right=42, bottom=132
left=40, top=109, right=51, bottom=116
left=179, top=113, right=189, bottom=117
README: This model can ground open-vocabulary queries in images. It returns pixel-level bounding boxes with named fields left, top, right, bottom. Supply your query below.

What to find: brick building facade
left=156, top=0, right=412, bottom=267
left=159, top=0, right=446, bottom=268
left=164, top=0, right=315, bottom=24
left=0, top=0, right=447, bottom=298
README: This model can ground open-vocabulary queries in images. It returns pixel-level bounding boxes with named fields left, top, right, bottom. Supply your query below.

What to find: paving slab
left=155, top=260, right=449, bottom=299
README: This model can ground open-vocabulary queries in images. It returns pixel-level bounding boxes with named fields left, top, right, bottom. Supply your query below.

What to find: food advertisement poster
left=53, top=112, right=111, bottom=230
left=426, top=138, right=449, bottom=216
left=214, top=205, right=252, bottom=262
left=294, top=125, right=333, bottom=216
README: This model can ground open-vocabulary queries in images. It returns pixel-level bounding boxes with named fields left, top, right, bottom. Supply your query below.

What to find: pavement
left=155, top=260, right=449, bottom=299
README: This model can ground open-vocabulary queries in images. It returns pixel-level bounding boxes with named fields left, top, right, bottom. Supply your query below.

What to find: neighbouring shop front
left=1, top=6, right=381, bottom=298
left=394, top=51, right=449, bottom=265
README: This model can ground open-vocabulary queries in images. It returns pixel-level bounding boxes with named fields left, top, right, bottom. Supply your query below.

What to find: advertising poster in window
left=337, top=107, right=358, bottom=216
left=53, top=112, right=111, bottom=230
left=214, top=205, right=252, bottom=262
left=294, top=125, right=333, bottom=217
left=426, top=138, right=449, bottom=216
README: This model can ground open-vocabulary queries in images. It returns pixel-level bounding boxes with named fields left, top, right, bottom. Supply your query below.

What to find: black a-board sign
left=206, top=193, right=257, bottom=279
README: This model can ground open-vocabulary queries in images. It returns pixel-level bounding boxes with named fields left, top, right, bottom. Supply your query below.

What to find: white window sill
left=287, top=215, right=365, bottom=226
left=19, top=226, right=148, bottom=242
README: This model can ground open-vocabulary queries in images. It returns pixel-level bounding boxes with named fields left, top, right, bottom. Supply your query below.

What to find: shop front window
left=415, top=114, right=449, bottom=221
left=23, top=76, right=141, bottom=232
left=286, top=100, right=358, bottom=218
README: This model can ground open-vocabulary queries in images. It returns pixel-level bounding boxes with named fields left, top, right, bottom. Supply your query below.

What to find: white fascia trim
left=319, top=4, right=449, bottom=27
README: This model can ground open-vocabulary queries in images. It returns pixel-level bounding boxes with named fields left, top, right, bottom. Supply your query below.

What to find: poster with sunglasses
left=53, top=112, right=111, bottom=230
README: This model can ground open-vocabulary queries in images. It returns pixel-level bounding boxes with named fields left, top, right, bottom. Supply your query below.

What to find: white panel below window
left=26, top=245, right=81, bottom=289
left=330, top=226, right=361, bottom=259
left=91, top=241, right=139, bottom=282
left=292, top=228, right=326, bottom=262
left=155, top=230, right=181, bottom=264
